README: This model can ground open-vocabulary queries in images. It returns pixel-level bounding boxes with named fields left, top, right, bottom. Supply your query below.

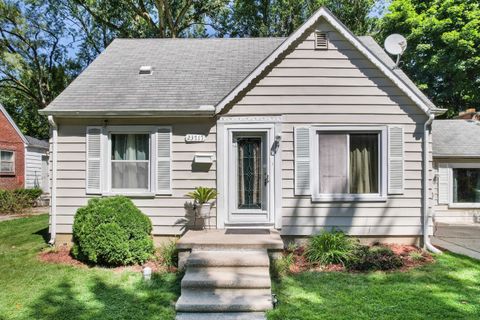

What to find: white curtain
left=111, top=134, right=149, bottom=189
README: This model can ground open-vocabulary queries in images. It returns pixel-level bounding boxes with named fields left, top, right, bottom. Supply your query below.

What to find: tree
left=378, top=0, right=480, bottom=116
left=217, top=0, right=378, bottom=38
left=0, top=0, right=79, bottom=138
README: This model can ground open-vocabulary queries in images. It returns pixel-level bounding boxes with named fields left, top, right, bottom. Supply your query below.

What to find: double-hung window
left=313, top=127, right=387, bottom=201
left=0, top=150, right=15, bottom=175
left=86, top=125, right=172, bottom=196
left=110, top=133, right=150, bottom=191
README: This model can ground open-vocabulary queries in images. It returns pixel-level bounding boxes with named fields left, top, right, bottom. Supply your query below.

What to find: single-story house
left=0, top=104, right=49, bottom=191
left=40, top=7, right=447, bottom=249
left=433, top=112, right=480, bottom=224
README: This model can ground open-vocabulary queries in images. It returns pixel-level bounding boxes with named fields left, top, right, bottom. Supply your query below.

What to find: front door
left=227, top=129, right=274, bottom=226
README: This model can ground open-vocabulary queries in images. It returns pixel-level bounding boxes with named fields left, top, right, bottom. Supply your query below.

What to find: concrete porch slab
left=177, top=229, right=284, bottom=250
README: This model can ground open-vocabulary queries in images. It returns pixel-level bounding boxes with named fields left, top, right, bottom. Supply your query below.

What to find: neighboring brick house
left=0, top=104, right=49, bottom=191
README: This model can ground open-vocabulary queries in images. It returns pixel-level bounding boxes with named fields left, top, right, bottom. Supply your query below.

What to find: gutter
left=38, top=105, right=216, bottom=117
left=47, top=116, right=58, bottom=245
left=423, top=114, right=442, bottom=254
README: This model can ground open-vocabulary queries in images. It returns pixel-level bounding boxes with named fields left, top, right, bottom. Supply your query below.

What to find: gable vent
left=314, top=32, right=329, bottom=50
left=139, top=65, right=152, bottom=75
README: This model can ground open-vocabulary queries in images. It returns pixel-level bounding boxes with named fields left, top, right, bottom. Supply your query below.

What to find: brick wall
left=0, top=111, right=25, bottom=190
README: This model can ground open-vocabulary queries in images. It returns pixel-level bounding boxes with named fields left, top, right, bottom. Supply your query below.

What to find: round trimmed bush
left=72, top=196, right=154, bottom=266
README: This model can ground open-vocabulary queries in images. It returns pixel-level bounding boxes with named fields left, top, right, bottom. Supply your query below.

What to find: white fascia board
left=214, top=6, right=434, bottom=116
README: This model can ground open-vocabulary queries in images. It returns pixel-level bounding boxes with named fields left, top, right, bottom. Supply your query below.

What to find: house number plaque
left=185, top=134, right=206, bottom=142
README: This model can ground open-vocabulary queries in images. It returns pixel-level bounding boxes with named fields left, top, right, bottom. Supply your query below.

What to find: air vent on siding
left=314, top=32, right=328, bottom=50
left=139, top=65, right=152, bottom=75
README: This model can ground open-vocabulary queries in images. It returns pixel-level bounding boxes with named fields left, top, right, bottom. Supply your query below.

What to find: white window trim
left=311, top=126, right=387, bottom=202
left=102, top=125, right=159, bottom=197
left=0, top=149, right=15, bottom=175
left=447, top=163, right=480, bottom=209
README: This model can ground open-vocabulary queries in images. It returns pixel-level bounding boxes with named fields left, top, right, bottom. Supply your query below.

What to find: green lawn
left=2, top=215, right=480, bottom=320
left=0, top=215, right=180, bottom=320
left=268, top=252, right=480, bottom=320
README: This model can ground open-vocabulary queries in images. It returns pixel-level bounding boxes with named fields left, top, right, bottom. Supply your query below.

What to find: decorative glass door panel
left=237, top=137, right=263, bottom=210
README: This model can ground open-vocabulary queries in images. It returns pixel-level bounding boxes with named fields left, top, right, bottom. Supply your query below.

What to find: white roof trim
left=215, top=7, right=434, bottom=116
left=0, top=103, right=28, bottom=144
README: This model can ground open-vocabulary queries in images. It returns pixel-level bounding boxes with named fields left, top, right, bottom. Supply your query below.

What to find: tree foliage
left=0, top=0, right=79, bottom=138
left=378, top=0, right=480, bottom=116
left=216, top=0, right=377, bottom=37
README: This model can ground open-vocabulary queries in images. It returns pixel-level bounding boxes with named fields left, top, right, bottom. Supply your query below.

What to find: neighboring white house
left=40, top=7, right=447, bottom=247
left=0, top=104, right=49, bottom=192
left=433, top=114, right=480, bottom=224
left=25, top=136, right=50, bottom=191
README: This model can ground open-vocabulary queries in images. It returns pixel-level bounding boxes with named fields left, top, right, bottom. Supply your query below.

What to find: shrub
left=0, top=188, right=42, bottom=214
left=346, top=246, right=403, bottom=271
left=157, top=238, right=178, bottom=268
left=271, top=253, right=294, bottom=279
left=72, top=196, right=154, bottom=266
left=305, top=230, right=358, bottom=266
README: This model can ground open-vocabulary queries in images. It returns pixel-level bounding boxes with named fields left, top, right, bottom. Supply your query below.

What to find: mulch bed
left=38, top=245, right=177, bottom=273
left=285, top=243, right=434, bottom=274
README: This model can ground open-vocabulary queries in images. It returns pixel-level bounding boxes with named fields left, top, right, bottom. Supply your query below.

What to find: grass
left=2, top=215, right=480, bottom=320
left=267, top=253, right=480, bottom=320
left=0, top=215, right=180, bottom=320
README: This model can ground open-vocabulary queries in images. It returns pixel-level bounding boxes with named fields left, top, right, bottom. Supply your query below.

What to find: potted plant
left=186, top=187, right=218, bottom=218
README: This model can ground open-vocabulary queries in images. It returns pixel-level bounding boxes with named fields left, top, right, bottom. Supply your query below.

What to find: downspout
left=48, top=116, right=58, bottom=245
left=423, top=114, right=442, bottom=253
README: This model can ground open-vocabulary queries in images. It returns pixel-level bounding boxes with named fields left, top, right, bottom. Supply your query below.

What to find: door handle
left=264, top=174, right=270, bottom=185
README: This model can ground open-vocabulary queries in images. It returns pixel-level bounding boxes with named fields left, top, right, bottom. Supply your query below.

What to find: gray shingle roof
left=43, top=38, right=285, bottom=114
left=358, top=36, right=437, bottom=111
left=432, top=120, right=480, bottom=158
left=42, top=35, right=438, bottom=116
left=25, top=135, right=49, bottom=149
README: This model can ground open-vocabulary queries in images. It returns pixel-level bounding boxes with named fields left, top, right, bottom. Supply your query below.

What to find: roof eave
left=39, top=105, right=216, bottom=118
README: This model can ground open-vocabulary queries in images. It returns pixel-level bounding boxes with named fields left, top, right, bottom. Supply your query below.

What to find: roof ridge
left=113, top=37, right=287, bottom=41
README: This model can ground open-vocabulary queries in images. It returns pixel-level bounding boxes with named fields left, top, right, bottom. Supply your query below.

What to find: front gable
left=216, top=7, right=437, bottom=117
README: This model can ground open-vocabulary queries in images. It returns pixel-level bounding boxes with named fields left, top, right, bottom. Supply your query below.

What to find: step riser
left=176, top=312, right=266, bottom=320
left=182, top=266, right=271, bottom=289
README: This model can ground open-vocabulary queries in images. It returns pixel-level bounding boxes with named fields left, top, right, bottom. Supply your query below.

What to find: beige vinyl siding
left=54, top=118, right=216, bottom=235
left=225, top=18, right=431, bottom=237
left=433, top=159, right=480, bottom=224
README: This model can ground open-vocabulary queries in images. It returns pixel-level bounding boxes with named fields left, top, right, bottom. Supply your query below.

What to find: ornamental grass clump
left=72, top=196, right=154, bottom=266
left=305, top=230, right=358, bottom=266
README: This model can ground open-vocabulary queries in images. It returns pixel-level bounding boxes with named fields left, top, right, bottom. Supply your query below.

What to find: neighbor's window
left=317, top=132, right=381, bottom=197
left=0, top=150, right=15, bottom=174
left=453, top=168, right=480, bottom=203
left=111, top=134, right=150, bottom=190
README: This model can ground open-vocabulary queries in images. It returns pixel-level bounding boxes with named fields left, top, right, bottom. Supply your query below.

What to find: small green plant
left=157, top=238, right=178, bottom=268
left=72, top=196, right=154, bottom=266
left=346, top=246, right=403, bottom=271
left=305, top=230, right=358, bottom=266
left=271, top=253, right=294, bottom=279
left=409, top=251, right=425, bottom=262
left=186, top=187, right=217, bottom=204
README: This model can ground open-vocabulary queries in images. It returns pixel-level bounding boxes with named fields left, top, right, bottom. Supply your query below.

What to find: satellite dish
left=384, top=34, right=407, bottom=68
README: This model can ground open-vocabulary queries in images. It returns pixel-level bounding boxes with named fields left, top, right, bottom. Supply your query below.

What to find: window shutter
left=294, top=127, right=311, bottom=195
left=86, top=126, right=102, bottom=194
left=388, top=126, right=404, bottom=194
left=438, top=164, right=450, bottom=204
left=156, top=127, right=172, bottom=194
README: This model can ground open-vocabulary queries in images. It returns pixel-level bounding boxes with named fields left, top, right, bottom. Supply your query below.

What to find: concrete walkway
left=432, top=223, right=480, bottom=260
left=0, top=207, right=48, bottom=222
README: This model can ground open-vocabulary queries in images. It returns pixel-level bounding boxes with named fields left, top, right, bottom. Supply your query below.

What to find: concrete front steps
left=175, top=249, right=273, bottom=320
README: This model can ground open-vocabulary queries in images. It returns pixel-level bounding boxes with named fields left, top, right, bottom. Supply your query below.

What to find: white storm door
left=227, top=129, right=273, bottom=225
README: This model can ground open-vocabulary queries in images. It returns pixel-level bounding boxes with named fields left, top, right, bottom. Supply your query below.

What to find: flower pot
left=196, top=203, right=212, bottom=219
